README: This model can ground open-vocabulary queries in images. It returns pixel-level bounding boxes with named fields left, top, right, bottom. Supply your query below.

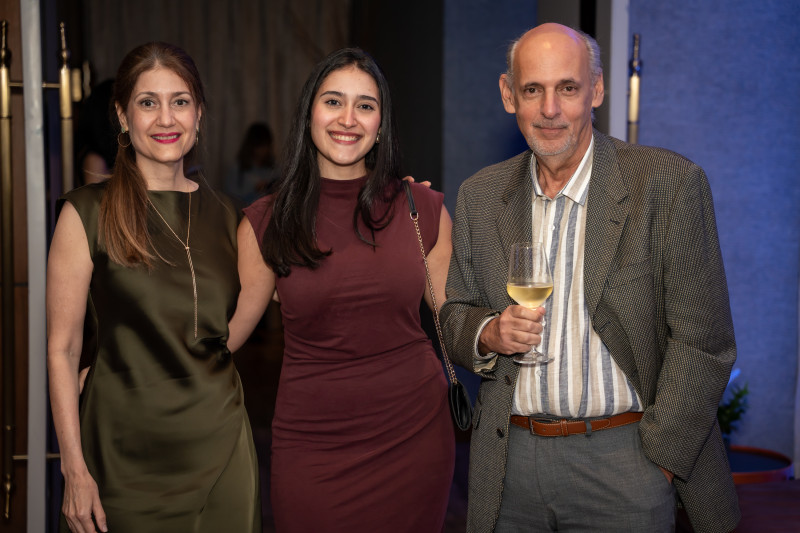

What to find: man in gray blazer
left=440, top=23, right=739, bottom=532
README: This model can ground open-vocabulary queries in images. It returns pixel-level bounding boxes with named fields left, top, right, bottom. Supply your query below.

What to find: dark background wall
left=350, top=0, right=444, bottom=188
left=442, top=0, right=536, bottom=215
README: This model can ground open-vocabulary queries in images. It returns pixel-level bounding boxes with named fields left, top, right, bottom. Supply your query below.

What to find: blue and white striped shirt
left=513, top=138, right=642, bottom=417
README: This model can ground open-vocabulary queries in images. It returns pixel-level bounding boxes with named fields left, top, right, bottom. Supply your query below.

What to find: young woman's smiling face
left=310, top=66, right=381, bottom=181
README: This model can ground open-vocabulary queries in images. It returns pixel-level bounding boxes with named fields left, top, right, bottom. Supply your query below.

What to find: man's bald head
left=505, top=23, right=602, bottom=91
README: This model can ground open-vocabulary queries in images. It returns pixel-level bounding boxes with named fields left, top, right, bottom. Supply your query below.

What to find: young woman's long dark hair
left=100, top=42, right=206, bottom=267
left=261, top=47, right=403, bottom=277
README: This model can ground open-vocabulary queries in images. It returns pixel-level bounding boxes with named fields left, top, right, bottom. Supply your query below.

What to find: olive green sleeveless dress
left=58, top=182, right=260, bottom=533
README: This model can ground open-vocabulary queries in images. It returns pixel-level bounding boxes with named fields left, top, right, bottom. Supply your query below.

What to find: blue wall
left=443, top=0, right=535, bottom=214
left=630, top=1, right=800, bottom=458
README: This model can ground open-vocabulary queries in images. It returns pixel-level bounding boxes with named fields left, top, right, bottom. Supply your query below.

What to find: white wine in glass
left=507, top=242, right=553, bottom=365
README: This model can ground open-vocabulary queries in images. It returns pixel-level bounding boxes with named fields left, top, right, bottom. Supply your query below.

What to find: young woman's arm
left=422, top=205, right=452, bottom=314
left=228, top=217, right=275, bottom=353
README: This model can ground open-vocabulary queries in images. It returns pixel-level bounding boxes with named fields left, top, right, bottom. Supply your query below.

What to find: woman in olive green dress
left=47, top=42, right=260, bottom=533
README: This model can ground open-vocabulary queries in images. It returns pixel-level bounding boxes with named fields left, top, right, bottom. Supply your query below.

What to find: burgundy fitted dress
left=244, top=177, right=454, bottom=532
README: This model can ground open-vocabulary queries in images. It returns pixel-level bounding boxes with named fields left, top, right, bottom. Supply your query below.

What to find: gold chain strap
left=408, top=209, right=459, bottom=386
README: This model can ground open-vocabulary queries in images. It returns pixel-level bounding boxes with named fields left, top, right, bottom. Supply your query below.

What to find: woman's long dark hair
left=261, top=47, right=403, bottom=277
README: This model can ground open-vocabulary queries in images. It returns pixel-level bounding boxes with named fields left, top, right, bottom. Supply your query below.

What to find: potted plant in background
left=717, top=368, right=749, bottom=451
left=718, top=369, right=794, bottom=484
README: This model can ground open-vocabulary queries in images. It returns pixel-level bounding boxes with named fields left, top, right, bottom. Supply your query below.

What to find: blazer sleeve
left=639, top=163, right=737, bottom=481
left=440, top=179, right=501, bottom=377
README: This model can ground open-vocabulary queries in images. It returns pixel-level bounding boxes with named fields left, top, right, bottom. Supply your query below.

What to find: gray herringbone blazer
left=440, top=131, right=740, bottom=533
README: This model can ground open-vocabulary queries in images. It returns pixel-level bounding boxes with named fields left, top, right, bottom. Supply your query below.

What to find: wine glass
left=506, top=242, right=553, bottom=365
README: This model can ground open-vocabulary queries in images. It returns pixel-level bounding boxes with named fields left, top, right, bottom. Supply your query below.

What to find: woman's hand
left=402, top=175, right=432, bottom=188
left=62, top=469, right=107, bottom=532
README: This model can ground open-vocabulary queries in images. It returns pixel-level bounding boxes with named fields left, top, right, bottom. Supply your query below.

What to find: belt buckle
left=532, top=417, right=563, bottom=437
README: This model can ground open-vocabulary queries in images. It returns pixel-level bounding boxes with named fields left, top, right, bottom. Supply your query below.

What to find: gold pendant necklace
left=148, top=192, right=198, bottom=339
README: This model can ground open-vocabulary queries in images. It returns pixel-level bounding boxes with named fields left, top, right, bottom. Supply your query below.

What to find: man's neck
left=535, top=159, right=577, bottom=198
left=534, top=137, right=593, bottom=199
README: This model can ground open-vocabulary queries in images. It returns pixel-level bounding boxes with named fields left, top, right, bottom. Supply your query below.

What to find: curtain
left=83, top=0, right=351, bottom=188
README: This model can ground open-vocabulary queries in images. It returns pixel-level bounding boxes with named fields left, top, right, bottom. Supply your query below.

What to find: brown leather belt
left=510, top=412, right=643, bottom=437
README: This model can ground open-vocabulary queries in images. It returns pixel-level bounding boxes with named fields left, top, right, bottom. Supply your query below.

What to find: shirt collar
left=530, top=135, right=594, bottom=206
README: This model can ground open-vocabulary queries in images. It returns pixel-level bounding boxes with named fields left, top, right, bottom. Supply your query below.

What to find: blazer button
left=496, top=428, right=504, bottom=438
left=504, top=375, right=512, bottom=385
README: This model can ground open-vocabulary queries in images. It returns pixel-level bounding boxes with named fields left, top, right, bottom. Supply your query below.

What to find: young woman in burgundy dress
left=229, top=48, right=455, bottom=532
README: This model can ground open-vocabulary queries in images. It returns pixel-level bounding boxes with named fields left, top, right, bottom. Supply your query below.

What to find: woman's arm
left=228, top=217, right=275, bottom=353
left=422, top=205, right=452, bottom=314
left=46, top=202, right=107, bottom=533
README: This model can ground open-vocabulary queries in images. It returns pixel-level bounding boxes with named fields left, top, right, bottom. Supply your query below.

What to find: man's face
left=500, top=26, right=604, bottom=167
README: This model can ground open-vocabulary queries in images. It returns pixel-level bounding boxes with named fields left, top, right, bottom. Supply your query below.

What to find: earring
left=195, top=126, right=200, bottom=146
left=376, top=131, right=381, bottom=144
left=118, top=127, right=131, bottom=148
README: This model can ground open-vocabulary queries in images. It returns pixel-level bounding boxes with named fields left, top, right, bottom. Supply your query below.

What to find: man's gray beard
left=527, top=132, right=574, bottom=157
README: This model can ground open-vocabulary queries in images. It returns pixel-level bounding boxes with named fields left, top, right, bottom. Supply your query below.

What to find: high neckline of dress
left=320, top=175, right=368, bottom=199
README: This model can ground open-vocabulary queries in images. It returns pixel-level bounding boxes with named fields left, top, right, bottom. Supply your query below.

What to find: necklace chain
left=148, top=192, right=198, bottom=339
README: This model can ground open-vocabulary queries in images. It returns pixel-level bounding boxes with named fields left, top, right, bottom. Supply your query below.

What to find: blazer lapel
left=497, top=151, right=533, bottom=255
left=584, top=132, right=630, bottom=317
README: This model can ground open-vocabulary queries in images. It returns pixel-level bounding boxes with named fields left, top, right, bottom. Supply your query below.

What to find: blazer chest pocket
left=607, top=258, right=652, bottom=288
left=602, top=258, right=655, bottom=317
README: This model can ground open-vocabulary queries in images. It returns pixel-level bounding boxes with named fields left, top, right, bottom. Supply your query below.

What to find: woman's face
left=117, top=67, right=201, bottom=175
left=310, top=66, right=381, bottom=181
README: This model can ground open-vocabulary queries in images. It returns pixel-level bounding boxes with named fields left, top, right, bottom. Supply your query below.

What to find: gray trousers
left=495, top=421, right=676, bottom=532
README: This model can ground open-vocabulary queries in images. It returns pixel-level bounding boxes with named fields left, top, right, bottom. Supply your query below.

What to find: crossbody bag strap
left=402, top=181, right=459, bottom=386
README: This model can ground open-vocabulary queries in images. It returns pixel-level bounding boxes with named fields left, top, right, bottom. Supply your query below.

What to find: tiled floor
left=236, top=304, right=470, bottom=532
